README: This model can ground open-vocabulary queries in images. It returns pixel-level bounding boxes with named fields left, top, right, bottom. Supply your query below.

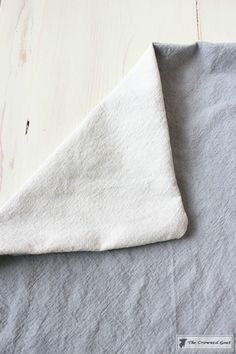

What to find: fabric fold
left=0, top=44, right=187, bottom=254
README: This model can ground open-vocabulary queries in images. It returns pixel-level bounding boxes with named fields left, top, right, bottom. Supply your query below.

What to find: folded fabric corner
left=0, top=44, right=188, bottom=255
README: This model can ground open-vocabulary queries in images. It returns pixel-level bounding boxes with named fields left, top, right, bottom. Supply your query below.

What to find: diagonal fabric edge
left=0, top=44, right=188, bottom=255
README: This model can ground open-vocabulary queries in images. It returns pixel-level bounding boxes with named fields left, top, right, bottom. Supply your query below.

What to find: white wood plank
left=0, top=0, right=197, bottom=205
left=197, top=0, right=236, bottom=41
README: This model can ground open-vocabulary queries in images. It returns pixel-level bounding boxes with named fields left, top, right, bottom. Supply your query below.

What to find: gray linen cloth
left=0, top=42, right=235, bottom=353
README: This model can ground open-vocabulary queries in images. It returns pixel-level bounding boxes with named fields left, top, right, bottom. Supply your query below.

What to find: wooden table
left=0, top=0, right=236, bottom=205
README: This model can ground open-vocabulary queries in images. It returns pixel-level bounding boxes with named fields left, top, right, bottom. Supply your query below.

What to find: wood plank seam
left=195, top=0, right=202, bottom=40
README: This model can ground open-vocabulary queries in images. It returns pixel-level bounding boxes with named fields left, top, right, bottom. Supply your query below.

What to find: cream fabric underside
left=0, top=44, right=188, bottom=255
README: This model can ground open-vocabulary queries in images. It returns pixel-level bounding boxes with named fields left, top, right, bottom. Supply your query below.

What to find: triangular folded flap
left=0, top=44, right=188, bottom=255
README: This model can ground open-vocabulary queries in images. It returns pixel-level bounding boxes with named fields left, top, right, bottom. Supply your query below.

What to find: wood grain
left=198, top=0, right=236, bottom=42
left=0, top=0, right=199, bottom=205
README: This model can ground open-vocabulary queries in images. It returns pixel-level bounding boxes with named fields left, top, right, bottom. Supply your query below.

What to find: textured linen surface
left=0, top=42, right=236, bottom=353
left=0, top=45, right=187, bottom=254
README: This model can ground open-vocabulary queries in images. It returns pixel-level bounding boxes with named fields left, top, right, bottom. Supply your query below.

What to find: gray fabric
left=0, top=42, right=235, bottom=353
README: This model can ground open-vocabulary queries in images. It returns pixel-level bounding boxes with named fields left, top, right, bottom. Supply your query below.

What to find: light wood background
left=0, top=0, right=236, bottom=205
